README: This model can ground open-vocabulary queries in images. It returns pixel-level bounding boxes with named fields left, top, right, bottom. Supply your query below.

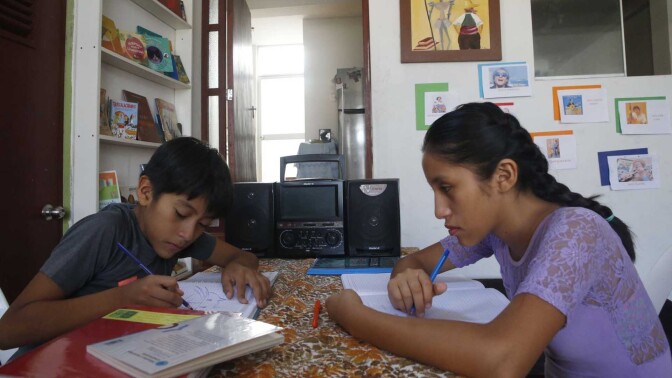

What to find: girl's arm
left=327, top=290, right=564, bottom=378
left=388, top=242, right=457, bottom=316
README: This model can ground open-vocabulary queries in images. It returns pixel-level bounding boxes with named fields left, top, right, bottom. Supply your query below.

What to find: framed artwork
left=400, top=0, right=501, bottom=63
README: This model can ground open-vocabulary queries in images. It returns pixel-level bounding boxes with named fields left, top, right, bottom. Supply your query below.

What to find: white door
left=256, top=45, right=305, bottom=182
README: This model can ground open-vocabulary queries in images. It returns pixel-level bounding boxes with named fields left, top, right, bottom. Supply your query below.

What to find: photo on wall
left=615, top=97, right=672, bottom=134
left=607, top=154, right=660, bottom=190
left=478, top=62, right=531, bottom=99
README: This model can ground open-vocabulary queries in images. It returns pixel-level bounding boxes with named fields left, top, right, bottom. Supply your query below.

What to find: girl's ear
left=136, top=175, right=154, bottom=205
left=493, top=158, right=518, bottom=192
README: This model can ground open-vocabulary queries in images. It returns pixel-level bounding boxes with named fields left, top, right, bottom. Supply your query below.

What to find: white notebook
left=179, top=271, right=278, bottom=318
left=342, top=273, right=509, bottom=323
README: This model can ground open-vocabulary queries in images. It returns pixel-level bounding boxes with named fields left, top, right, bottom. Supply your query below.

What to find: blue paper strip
left=597, top=148, right=648, bottom=186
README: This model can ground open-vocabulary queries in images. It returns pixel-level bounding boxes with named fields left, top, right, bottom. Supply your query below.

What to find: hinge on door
left=226, top=89, right=233, bottom=101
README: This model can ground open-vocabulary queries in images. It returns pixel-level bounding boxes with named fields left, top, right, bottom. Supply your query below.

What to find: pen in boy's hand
left=410, top=247, right=451, bottom=316
left=312, top=299, right=321, bottom=328
left=116, top=242, right=194, bottom=310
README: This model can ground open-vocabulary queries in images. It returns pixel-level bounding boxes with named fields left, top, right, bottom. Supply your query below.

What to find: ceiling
left=247, top=0, right=361, bottom=19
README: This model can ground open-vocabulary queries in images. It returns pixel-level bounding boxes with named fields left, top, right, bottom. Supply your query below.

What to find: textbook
left=180, top=271, right=278, bottom=318
left=342, top=273, right=510, bottom=323
left=87, top=313, right=283, bottom=378
left=0, top=306, right=210, bottom=378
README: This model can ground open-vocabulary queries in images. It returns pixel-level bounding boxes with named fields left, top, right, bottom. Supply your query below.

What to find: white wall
left=369, top=0, right=672, bottom=280
left=303, top=17, right=363, bottom=141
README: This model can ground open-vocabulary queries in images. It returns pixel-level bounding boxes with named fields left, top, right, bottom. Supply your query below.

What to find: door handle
left=248, top=106, right=256, bottom=119
left=42, top=204, right=66, bottom=221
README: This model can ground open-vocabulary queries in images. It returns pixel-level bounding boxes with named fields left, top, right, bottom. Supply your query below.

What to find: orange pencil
left=312, top=300, right=321, bottom=328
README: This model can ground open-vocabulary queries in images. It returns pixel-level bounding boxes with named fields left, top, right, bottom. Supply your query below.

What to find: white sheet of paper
left=557, top=88, right=609, bottom=123
left=617, top=98, right=672, bottom=134
left=531, top=131, right=577, bottom=170
left=607, top=154, right=661, bottom=190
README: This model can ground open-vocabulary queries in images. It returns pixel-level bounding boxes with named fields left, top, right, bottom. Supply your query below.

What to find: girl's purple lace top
left=441, top=207, right=671, bottom=376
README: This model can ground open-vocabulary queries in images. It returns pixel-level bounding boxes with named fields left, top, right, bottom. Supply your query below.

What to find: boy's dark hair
left=143, top=137, right=233, bottom=218
left=422, top=102, right=635, bottom=261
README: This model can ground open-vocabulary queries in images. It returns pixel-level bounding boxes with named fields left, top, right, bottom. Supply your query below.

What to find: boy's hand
left=387, top=268, right=447, bottom=317
left=220, top=262, right=271, bottom=307
left=326, top=289, right=364, bottom=327
left=122, top=275, right=185, bottom=308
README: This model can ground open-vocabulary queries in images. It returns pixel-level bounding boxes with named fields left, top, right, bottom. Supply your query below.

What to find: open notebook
left=179, top=271, right=278, bottom=318
left=342, top=273, right=510, bottom=323
left=307, top=257, right=400, bottom=275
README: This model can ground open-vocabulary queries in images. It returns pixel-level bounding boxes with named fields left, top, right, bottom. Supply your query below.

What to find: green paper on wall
left=416, top=83, right=449, bottom=130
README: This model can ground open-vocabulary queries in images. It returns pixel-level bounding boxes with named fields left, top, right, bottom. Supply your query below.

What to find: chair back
left=0, top=288, right=18, bottom=365
left=642, top=247, right=672, bottom=314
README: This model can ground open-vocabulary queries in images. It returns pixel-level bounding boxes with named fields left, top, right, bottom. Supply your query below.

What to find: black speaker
left=225, top=183, right=275, bottom=257
left=346, top=179, right=401, bottom=257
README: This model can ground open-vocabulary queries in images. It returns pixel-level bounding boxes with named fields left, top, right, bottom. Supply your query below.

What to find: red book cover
left=0, top=306, right=205, bottom=377
left=158, top=0, right=182, bottom=17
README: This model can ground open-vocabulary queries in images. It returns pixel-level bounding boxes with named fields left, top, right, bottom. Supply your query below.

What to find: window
left=256, top=45, right=305, bottom=182
left=532, top=0, right=671, bottom=78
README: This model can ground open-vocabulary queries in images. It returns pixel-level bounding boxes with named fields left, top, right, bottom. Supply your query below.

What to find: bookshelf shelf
left=101, top=49, right=191, bottom=90
left=99, top=135, right=162, bottom=149
left=128, top=0, right=191, bottom=30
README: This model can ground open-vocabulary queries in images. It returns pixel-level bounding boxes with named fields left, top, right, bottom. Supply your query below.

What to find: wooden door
left=226, top=0, right=256, bottom=182
left=0, top=0, right=66, bottom=303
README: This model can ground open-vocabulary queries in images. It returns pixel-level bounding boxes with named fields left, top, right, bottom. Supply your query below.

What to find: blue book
left=306, top=257, right=400, bottom=275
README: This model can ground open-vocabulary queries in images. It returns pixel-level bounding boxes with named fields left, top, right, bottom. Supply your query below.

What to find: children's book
left=155, top=98, right=182, bottom=141
left=179, top=272, right=279, bottom=319
left=101, top=15, right=123, bottom=54
left=87, top=312, right=283, bottom=378
left=119, top=31, right=148, bottom=66
left=174, top=55, right=190, bottom=84
left=99, top=170, right=122, bottom=210
left=99, top=88, right=113, bottom=136
left=122, top=90, right=163, bottom=143
left=342, top=273, right=510, bottom=324
left=110, top=99, right=139, bottom=139
left=0, top=306, right=211, bottom=378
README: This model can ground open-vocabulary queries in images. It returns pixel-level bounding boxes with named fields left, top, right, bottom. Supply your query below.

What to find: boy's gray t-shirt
left=41, top=203, right=215, bottom=297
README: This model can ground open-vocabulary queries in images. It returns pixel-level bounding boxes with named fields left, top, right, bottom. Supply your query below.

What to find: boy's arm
left=0, top=272, right=185, bottom=350
left=202, top=238, right=270, bottom=307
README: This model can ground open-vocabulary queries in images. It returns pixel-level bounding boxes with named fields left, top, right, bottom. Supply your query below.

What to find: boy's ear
left=136, top=175, right=154, bottom=205
left=492, top=158, right=518, bottom=192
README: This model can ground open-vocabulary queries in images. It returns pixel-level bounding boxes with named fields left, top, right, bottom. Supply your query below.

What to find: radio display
left=281, top=185, right=338, bottom=219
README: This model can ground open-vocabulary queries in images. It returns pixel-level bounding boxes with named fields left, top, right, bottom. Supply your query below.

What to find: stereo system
left=225, top=180, right=400, bottom=258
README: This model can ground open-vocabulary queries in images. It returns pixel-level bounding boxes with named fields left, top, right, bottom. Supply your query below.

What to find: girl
left=326, top=102, right=671, bottom=376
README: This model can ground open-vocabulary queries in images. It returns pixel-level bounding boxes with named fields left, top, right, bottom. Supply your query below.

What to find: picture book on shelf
left=180, top=271, right=279, bottom=318
left=99, top=88, right=113, bottom=136
left=119, top=31, right=148, bottom=66
left=110, top=99, right=139, bottom=140
left=122, top=90, right=163, bottom=143
left=0, top=306, right=210, bottom=378
left=158, top=0, right=184, bottom=19
left=155, top=98, right=182, bottom=141
left=99, top=170, right=121, bottom=210
left=136, top=26, right=174, bottom=74
left=174, top=55, right=190, bottom=84
left=87, top=313, right=284, bottom=378
left=101, top=15, right=123, bottom=54
left=342, top=273, right=510, bottom=324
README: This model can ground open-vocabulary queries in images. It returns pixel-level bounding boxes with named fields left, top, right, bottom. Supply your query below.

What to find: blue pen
left=411, top=248, right=451, bottom=315
left=116, top=242, right=194, bottom=310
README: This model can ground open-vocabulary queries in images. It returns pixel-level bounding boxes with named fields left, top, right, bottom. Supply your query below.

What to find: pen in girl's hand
left=116, top=242, right=194, bottom=310
left=410, top=247, right=451, bottom=315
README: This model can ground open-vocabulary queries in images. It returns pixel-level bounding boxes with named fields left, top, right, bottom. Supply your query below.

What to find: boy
left=0, top=137, right=271, bottom=359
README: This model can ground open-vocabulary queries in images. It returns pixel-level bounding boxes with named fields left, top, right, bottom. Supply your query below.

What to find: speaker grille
left=346, top=179, right=400, bottom=257
left=225, top=183, right=274, bottom=256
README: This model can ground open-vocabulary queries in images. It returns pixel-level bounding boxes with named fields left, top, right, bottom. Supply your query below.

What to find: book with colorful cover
left=118, top=31, right=148, bottom=66
left=87, top=313, right=283, bottom=378
left=101, top=15, right=123, bottom=54
left=137, top=26, right=174, bottom=74
left=122, top=90, right=163, bottom=143
left=0, top=306, right=210, bottom=378
left=110, top=99, right=139, bottom=140
left=155, top=98, right=182, bottom=141
left=174, top=55, right=190, bottom=84
left=99, top=88, right=113, bottom=136
left=99, top=170, right=122, bottom=210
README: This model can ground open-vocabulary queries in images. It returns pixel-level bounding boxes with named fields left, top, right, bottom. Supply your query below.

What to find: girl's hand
left=325, top=289, right=364, bottom=327
left=220, top=263, right=271, bottom=307
left=387, top=268, right=447, bottom=317
left=122, top=275, right=184, bottom=308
